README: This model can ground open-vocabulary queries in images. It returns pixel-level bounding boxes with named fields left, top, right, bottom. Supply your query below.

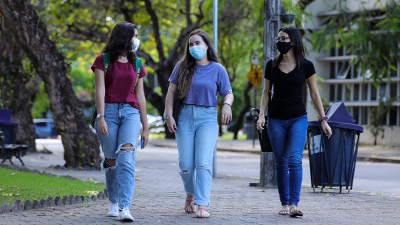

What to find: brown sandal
left=184, top=196, right=195, bottom=213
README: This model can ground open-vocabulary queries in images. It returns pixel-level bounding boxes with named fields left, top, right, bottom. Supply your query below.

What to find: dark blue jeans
left=267, top=115, right=308, bottom=206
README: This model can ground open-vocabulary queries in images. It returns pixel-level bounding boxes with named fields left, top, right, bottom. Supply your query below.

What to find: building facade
left=303, top=0, right=400, bottom=145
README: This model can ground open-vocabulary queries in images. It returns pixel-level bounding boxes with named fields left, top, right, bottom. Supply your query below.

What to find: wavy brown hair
left=102, top=21, right=138, bottom=63
left=176, top=29, right=219, bottom=99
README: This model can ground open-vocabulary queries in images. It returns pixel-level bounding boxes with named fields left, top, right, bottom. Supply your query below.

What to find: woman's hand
left=141, top=126, right=150, bottom=148
left=321, top=120, right=332, bottom=139
left=256, top=116, right=265, bottom=130
left=221, top=104, right=232, bottom=125
left=97, top=118, right=108, bottom=135
left=166, top=117, right=177, bottom=133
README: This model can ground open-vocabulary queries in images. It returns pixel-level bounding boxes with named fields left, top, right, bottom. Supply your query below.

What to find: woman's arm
left=164, top=83, right=178, bottom=133
left=221, top=93, right=234, bottom=125
left=95, top=68, right=108, bottom=135
left=256, top=78, right=271, bottom=130
left=307, top=74, right=332, bottom=138
left=135, top=78, right=149, bottom=148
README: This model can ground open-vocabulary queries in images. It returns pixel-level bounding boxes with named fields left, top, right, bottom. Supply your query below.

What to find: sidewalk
left=152, top=138, right=400, bottom=164
left=0, top=139, right=399, bottom=224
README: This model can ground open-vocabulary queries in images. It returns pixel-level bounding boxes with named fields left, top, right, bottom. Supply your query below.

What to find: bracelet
left=223, top=103, right=231, bottom=107
left=165, top=116, right=171, bottom=120
left=319, top=116, right=328, bottom=122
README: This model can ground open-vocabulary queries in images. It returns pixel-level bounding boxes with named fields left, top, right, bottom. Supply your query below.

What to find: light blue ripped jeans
left=95, top=103, right=141, bottom=209
left=175, top=104, right=218, bottom=206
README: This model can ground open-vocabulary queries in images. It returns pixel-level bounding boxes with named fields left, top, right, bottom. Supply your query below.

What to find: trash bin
left=0, top=109, right=19, bottom=144
left=307, top=102, right=363, bottom=193
left=245, top=112, right=258, bottom=139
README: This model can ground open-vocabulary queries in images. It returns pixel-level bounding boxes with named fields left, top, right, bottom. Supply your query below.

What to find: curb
left=153, top=143, right=400, bottom=164
left=0, top=164, right=108, bottom=214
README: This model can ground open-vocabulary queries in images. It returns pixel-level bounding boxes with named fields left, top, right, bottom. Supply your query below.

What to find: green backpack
left=90, top=53, right=143, bottom=128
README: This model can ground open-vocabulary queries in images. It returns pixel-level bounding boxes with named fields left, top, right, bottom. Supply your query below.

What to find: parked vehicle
left=147, top=114, right=165, bottom=133
left=34, top=119, right=58, bottom=139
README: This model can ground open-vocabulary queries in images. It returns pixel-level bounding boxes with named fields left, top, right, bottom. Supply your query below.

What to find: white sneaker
left=120, top=207, right=134, bottom=222
left=107, top=202, right=119, bottom=217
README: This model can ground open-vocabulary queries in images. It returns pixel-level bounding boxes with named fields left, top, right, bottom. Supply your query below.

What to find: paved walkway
left=0, top=139, right=400, bottom=224
left=153, top=138, right=400, bottom=163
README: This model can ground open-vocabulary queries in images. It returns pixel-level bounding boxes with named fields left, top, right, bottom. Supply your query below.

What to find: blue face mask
left=189, top=45, right=206, bottom=60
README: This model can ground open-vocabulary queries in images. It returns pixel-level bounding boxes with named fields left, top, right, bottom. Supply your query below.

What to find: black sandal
left=289, top=205, right=303, bottom=217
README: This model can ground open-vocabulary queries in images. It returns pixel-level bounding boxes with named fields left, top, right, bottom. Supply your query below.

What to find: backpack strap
left=102, top=52, right=111, bottom=72
left=133, top=58, right=142, bottom=90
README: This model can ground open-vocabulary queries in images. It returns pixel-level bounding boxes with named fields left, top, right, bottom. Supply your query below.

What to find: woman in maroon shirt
left=91, top=21, right=149, bottom=222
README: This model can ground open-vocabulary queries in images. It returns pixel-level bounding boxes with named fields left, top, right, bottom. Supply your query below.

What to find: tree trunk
left=0, top=17, right=40, bottom=152
left=0, top=0, right=101, bottom=168
left=233, top=81, right=253, bottom=139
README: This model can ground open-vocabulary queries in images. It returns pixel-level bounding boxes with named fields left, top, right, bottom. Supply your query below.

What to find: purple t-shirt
left=168, top=61, right=232, bottom=107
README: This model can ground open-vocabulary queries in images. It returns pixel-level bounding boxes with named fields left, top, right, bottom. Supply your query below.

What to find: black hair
left=273, top=25, right=305, bottom=69
left=102, top=21, right=137, bottom=63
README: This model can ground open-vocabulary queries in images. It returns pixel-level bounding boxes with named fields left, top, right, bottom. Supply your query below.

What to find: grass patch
left=0, top=167, right=106, bottom=205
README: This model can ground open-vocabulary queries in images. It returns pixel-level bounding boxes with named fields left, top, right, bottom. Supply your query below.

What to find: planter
left=280, top=14, right=296, bottom=23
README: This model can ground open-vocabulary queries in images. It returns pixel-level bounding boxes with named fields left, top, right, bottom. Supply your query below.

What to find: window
left=330, top=62, right=335, bottom=79
left=330, top=85, right=335, bottom=102
left=389, top=109, right=397, bottom=125
left=362, top=84, right=368, bottom=101
left=353, top=107, right=360, bottom=124
left=378, top=83, right=386, bottom=101
left=361, top=107, right=368, bottom=125
left=390, top=60, right=397, bottom=77
left=337, top=84, right=343, bottom=101
left=390, top=83, right=398, bottom=99
left=35, top=122, right=47, bottom=127
left=345, top=84, right=351, bottom=101
left=354, top=84, right=360, bottom=101
left=371, top=84, right=377, bottom=101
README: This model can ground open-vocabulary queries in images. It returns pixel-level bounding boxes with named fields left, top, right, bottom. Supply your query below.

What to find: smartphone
left=141, top=138, right=144, bottom=149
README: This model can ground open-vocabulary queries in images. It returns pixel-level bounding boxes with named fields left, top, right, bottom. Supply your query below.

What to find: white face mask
left=131, top=38, right=140, bottom=52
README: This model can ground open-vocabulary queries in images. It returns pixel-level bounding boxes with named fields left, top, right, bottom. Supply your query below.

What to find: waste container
left=245, top=112, right=258, bottom=139
left=0, top=109, right=19, bottom=144
left=307, top=102, right=363, bottom=193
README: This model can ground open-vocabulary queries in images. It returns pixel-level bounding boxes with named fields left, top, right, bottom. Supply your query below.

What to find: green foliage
left=309, top=0, right=400, bottom=84
left=0, top=167, right=105, bottom=206
left=368, top=97, right=396, bottom=145
left=31, top=82, right=49, bottom=119
left=281, top=0, right=307, bottom=26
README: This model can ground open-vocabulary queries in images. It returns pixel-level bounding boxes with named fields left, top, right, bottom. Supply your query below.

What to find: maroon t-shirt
left=91, top=54, right=147, bottom=109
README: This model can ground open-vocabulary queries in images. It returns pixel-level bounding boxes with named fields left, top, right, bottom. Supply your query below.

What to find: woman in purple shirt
left=164, top=29, right=234, bottom=218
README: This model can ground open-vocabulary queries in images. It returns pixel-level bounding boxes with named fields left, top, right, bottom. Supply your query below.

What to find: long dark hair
left=102, top=21, right=137, bottom=63
left=177, top=29, right=219, bottom=99
left=273, top=25, right=305, bottom=69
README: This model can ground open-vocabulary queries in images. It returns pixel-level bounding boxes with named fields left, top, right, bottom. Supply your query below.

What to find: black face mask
left=276, top=42, right=292, bottom=54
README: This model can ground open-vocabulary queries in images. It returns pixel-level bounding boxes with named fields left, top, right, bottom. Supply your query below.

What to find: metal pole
left=260, top=0, right=280, bottom=187
left=212, top=0, right=218, bottom=178
left=213, top=0, right=218, bottom=55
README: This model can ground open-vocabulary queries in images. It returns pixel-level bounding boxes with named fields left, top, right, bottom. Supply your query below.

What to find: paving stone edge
left=0, top=164, right=108, bottom=214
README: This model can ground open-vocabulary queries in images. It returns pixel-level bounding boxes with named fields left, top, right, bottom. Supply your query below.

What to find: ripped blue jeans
left=175, top=104, right=218, bottom=206
left=95, top=103, right=141, bottom=209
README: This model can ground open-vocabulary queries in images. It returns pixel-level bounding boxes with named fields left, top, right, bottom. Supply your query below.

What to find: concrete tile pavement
left=1, top=139, right=400, bottom=224
left=153, top=138, right=400, bottom=163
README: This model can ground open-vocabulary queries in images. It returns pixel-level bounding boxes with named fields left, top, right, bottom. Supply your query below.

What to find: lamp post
left=251, top=0, right=282, bottom=188
left=212, top=0, right=218, bottom=178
